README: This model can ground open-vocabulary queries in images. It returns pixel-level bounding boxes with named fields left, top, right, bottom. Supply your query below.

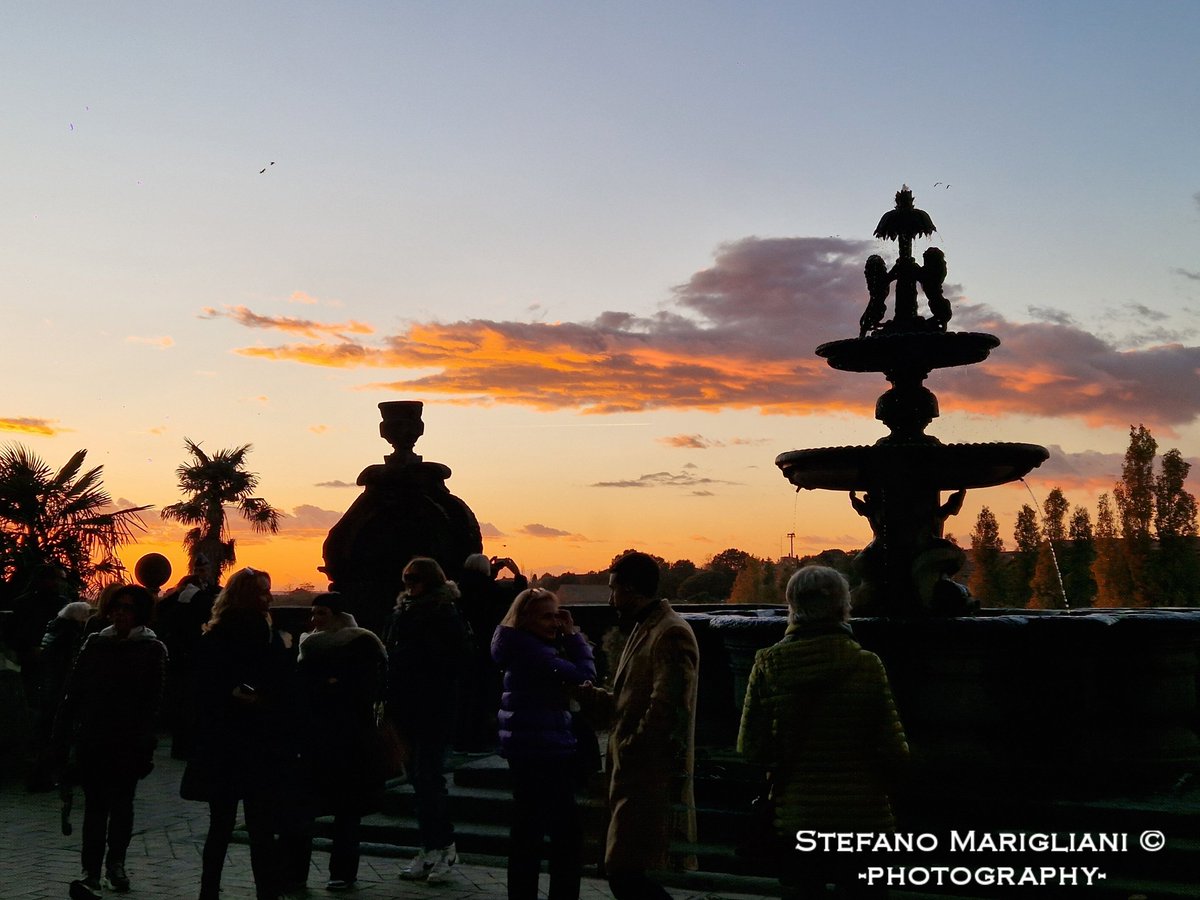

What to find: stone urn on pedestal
left=320, top=401, right=482, bottom=634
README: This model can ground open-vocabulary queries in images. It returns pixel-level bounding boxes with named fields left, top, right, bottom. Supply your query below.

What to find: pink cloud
left=206, top=237, right=1200, bottom=428
left=520, top=523, right=588, bottom=540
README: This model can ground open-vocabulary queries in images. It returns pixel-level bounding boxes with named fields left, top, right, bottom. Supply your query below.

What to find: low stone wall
left=708, top=609, right=1200, bottom=800
left=273, top=600, right=1200, bottom=799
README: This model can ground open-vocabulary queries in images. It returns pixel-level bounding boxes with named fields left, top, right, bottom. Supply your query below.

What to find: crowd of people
left=4, top=551, right=908, bottom=900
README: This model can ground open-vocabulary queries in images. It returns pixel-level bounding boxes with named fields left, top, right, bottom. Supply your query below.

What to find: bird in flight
left=259, top=161, right=275, bottom=174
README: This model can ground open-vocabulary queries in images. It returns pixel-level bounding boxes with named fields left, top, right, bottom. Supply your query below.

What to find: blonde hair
left=499, top=588, right=558, bottom=631
left=205, top=567, right=271, bottom=632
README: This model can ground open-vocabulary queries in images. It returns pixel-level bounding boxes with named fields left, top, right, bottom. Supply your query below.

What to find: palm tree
left=0, top=443, right=150, bottom=591
left=160, top=439, right=281, bottom=577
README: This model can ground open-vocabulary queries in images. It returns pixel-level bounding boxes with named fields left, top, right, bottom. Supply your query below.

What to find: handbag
left=376, top=707, right=410, bottom=781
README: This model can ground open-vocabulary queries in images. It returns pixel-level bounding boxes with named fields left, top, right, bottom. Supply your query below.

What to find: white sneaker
left=425, top=843, right=458, bottom=883
left=399, top=848, right=433, bottom=881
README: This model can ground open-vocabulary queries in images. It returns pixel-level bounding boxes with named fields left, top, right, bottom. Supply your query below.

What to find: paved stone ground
left=0, top=743, right=771, bottom=899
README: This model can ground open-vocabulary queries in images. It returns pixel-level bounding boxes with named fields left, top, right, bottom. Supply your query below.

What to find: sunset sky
left=4, top=3, right=1198, bottom=589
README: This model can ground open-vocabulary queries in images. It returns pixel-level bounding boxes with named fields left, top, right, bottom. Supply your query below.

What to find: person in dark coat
left=53, top=584, right=167, bottom=899
left=29, top=600, right=92, bottom=789
left=10, top=564, right=74, bottom=790
left=294, top=592, right=387, bottom=891
left=738, top=566, right=909, bottom=899
left=155, top=556, right=219, bottom=759
left=456, top=553, right=527, bottom=750
left=383, top=557, right=470, bottom=883
left=492, top=588, right=595, bottom=900
left=191, top=567, right=293, bottom=900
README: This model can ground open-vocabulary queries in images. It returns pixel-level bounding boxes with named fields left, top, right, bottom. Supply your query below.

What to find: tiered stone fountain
left=708, top=190, right=1200, bottom=824
left=777, top=186, right=1047, bottom=615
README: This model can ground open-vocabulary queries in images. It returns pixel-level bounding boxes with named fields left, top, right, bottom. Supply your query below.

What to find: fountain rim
left=775, top=440, right=1050, bottom=492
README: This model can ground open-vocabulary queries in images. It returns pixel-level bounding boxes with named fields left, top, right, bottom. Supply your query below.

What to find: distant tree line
left=539, top=425, right=1198, bottom=611
left=536, top=546, right=860, bottom=605
left=969, top=425, right=1199, bottom=609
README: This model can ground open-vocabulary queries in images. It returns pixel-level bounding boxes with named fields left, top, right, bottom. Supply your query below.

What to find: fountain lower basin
left=776, top=440, right=1049, bottom=492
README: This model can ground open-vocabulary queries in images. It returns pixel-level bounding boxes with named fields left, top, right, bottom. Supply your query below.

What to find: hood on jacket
left=96, top=624, right=160, bottom=642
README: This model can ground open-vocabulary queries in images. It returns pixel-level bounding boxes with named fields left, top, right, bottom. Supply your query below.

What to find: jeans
left=410, top=730, right=454, bottom=850
left=80, top=776, right=138, bottom=876
left=507, top=756, right=582, bottom=900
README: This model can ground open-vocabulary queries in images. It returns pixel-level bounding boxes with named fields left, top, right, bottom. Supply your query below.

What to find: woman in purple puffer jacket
left=491, top=588, right=596, bottom=900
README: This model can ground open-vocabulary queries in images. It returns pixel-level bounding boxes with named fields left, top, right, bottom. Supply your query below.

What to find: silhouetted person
left=738, top=566, right=908, bottom=899
left=576, top=551, right=699, bottom=900
left=492, top=588, right=595, bottom=900
left=292, top=593, right=387, bottom=891
left=53, top=585, right=166, bottom=898
left=191, top=567, right=292, bottom=900
left=156, top=556, right=219, bottom=759
left=456, top=553, right=527, bottom=750
left=11, top=565, right=74, bottom=791
left=384, top=557, right=470, bottom=883
left=29, top=601, right=92, bottom=789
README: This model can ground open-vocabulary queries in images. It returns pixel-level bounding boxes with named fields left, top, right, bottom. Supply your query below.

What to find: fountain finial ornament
left=861, top=186, right=951, bottom=335
left=777, top=189, right=1048, bottom=616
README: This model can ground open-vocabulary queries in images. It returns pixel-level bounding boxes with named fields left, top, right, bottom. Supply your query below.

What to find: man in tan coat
left=578, top=551, right=699, bottom=900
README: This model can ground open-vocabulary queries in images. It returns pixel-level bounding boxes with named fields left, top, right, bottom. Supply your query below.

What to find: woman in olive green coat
left=738, top=566, right=908, bottom=898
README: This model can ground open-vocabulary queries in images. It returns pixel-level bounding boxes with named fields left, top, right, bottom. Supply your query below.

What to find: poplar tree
left=1029, top=488, right=1069, bottom=609
left=1112, top=425, right=1157, bottom=606
left=1062, top=506, right=1097, bottom=608
left=1152, top=448, right=1200, bottom=605
left=1092, top=493, right=1131, bottom=607
left=968, top=506, right=1006, bottom=606
left=1009, top=504, right=1040, bottom=608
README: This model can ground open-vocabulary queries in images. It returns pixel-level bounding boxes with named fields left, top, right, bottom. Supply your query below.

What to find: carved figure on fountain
left=919, top=247, right=951, bottom=331
left=859, top=255, right=890, bottom=337
left=860, top=186, right=951, bottom=336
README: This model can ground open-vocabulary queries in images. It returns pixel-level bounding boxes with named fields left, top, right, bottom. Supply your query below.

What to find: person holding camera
left=456, top=553, right=528, bottom=750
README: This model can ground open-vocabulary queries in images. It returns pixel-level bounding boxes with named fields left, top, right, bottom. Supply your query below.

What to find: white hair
left=463, top=553, right=492, bottom=576
left=785, top=566, right=851, bottom=625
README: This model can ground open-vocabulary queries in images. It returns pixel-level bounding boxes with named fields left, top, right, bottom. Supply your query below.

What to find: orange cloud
left=207, top=237, right=1200, bottom=428
left=0, top=416, right=66, bottom=436
left=289, top=291, right=319, bottom=305
left=126, top=335, right=175, bottom=349
left=201, top=305, right=374, bottom=339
